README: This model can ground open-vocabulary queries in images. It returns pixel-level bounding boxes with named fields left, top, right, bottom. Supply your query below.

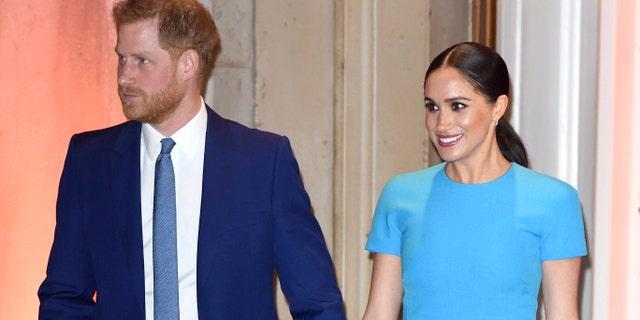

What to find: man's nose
left=117, top=62, right=135, bottom=86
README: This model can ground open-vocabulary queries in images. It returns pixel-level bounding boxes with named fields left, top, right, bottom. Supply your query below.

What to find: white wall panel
left=497, top=0, right=597, bottom=318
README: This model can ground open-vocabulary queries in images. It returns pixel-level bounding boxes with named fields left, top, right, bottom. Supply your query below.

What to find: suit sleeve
left=38, top=135, right=96, bottom=319
left=271, top=137, right=346, bottom=319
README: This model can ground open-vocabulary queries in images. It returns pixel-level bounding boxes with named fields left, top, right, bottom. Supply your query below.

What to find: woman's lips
left=437, top=133, right=462, bottom=146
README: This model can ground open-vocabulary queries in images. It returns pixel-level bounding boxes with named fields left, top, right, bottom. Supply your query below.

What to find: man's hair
left=112, top=0, right=220, bottom=77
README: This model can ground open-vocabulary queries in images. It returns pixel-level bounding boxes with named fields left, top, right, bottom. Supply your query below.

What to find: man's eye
left=425, top=103, right=439, bottom=112
left=139, top=58, right=150, bottom=64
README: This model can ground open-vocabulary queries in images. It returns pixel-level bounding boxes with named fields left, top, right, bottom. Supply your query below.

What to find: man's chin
left=122, top=105, right=145, bottom=122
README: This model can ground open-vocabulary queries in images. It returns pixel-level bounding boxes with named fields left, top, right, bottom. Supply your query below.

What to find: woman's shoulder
left=511, top=163, right=578, bottom=197
left=392, top=162, right=444, bottom=181
left=383, top=162, right=445, bottom=191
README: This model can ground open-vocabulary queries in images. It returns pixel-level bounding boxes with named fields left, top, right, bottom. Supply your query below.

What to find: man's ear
left=180, top=49, right=199, bottom=81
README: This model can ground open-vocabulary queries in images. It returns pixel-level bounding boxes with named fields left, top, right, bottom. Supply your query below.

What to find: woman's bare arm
left=362, top=253, right=403, bottom=320
left=541, top=257, right=582, bottom=320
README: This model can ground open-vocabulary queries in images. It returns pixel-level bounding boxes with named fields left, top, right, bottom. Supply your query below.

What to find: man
left=37, top=0, right=345, bottom=318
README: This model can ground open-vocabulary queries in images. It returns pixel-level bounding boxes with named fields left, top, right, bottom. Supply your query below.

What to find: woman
left=362, top=42, right=587, bottom=319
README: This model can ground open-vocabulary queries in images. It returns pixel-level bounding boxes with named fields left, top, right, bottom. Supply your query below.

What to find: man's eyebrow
left=113, top=49, right=154, bottom=57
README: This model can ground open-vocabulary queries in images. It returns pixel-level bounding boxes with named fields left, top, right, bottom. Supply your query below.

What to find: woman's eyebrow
left=423, top=96, right=470, bottom=103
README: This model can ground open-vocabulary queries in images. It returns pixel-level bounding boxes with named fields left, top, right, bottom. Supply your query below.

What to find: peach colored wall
left=609, top=0, right=638, bottom=318
left=610, top=1, right=633, bottom=317
left=0, top=1, right=120, bottom=318
left=594, top=0, right=640, bottom=319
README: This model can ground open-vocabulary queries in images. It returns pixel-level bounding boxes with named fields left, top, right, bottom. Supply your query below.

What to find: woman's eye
left=452, top=102, right=466, bottom=110
left=425, top=103, right=439, bottom=112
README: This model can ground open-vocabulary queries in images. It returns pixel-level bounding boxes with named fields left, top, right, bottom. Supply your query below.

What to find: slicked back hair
left=113, top=0, right=220, bottom=80
left=424, top=42, right=529, bottom=167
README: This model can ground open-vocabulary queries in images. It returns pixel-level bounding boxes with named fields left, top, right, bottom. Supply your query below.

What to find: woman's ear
left=493, top=94, right=509, bottom=121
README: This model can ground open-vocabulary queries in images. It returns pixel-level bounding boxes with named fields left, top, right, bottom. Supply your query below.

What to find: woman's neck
left=444, top=153, right=512, bottom=184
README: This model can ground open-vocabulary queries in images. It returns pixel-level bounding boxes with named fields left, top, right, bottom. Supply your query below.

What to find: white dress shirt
left=141, top=100, right=207, bottom=319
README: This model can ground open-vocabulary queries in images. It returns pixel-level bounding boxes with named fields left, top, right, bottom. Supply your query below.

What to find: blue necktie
left=153, top=138, right=179, bottom=319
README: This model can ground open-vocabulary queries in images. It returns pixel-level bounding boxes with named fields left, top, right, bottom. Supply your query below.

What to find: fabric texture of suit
left=38, top=106, right=345, bottom=319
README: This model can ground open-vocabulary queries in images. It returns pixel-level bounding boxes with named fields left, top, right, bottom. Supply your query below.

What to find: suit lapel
left=197, top=106, right=235, bottom=291
left=107, top=121, right=146, bottom=311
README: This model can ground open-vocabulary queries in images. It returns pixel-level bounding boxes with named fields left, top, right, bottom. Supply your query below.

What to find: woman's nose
left=435, top=111, right=453, bottom=131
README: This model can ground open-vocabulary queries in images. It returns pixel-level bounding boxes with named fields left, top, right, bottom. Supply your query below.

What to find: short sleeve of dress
left=365, top=179, right=403, bottom=256
left=540, top=183, right=588, bottom=261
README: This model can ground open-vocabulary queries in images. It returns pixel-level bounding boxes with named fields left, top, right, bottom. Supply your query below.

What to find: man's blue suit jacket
left=38, top=106, right=345, bottom=319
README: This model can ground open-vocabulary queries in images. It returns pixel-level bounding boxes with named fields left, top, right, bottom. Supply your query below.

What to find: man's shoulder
left=77, top=120, right=139, bottom=137
left=206, top=107, right=284, bottom=145
left=70, top=120, right=140, bottom=151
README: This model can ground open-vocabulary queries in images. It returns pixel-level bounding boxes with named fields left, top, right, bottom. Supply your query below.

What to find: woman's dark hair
left=425, top=42, right=529, bottom=167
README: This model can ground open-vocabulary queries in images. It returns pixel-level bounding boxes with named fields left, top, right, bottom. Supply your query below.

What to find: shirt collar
left=142, top=98, right=207, bottom=160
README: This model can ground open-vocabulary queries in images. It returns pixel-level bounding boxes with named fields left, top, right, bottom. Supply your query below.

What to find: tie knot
left=160, top=138, right=176, bottom=155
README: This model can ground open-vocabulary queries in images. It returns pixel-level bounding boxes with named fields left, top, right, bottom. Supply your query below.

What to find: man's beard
left=118, top=79, right=184, bottom=125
